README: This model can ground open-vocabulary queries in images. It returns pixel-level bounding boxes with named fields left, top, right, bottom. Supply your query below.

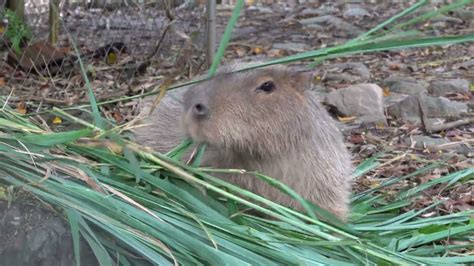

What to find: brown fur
left=132, top=64, right=353, bottom=220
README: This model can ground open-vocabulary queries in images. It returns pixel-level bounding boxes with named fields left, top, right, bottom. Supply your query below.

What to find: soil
left=0, top=195, right=98, bottom=266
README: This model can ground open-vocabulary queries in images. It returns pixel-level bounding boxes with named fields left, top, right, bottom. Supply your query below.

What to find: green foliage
left=3, top=9, right=32, bottom=55
left=1, top=95, right=473, bottom=264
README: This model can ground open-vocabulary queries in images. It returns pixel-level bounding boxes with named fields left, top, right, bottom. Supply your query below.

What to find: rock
left=309, top=84, right=329, bottom=103
left=272, top=42, right=309, bottom=52
left=233, top=26, right=258, bottom=40
left=431, top=15, right=464, bottom=24
left=452, top=10, right=474, bottom=21
left=252, top=6, right=273, bottom=14
left=460, top=59, right=474, bottom=70
left=299, top=15, right=362, bottom=38
left=323, top=62, right=371, bottom=83
left=468, top=99, right=474, bottom=110
left=429, top=79, right=470, bottom=96
left=299, top=6, right=338, bottom=17
left=419, top=94, right=468, bottom=118
left=343, top=6, right=371, bottom=18
left=305, top=23, right=325, bottom=31
left=0, top=201, right=99, bottom=266
left=325, top=83, right=386, bottom=124
left=382, top=75, right=429, bottom=95
left=385, top=93, right=421, bottom=123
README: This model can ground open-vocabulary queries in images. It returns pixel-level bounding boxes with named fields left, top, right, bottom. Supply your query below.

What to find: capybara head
left=182, top=66, right=314, bottom=157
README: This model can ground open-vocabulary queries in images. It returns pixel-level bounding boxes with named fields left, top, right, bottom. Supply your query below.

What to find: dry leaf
left=267, top=49, right=284, bottom=57
left=113, top=111, right=124, bottom=123
left=383, top=87, right=390, bottom=97
left=148, top=79, right=174, bottom=116
left=369, top=180, right=381, bottom=189
left=0, top=78, right=5, bottom=86
left=337, top=116, right=357, bottom=123
left=388, top=62, right=401, bottom=71
left=349, top=134, right=365, bottom=144
left=107, top=51, right=118, bottom=64
left=233, top=46, right=247, bottom=57
left=52, top=116, right=62, bottom=124
left=106, top=141, right=123, bottom=154
left=252, top=46, right=264, bottom=55
left=375, top=122, right=386, bottom=129
left=16, top=101, right=27, bottom=114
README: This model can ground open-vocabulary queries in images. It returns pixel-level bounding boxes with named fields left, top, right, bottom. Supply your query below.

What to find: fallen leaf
left=267, top=49, right=285, bottom=57
left=233, top=46, right=247, bottom=57
left=369, top=180, right=381, bottom=189
left=337, top=116, right=357, bottom=123
left=52, top=116, right=62, bottom=124
left=113, top=111, right=124, bottom=123
left=0, top=78, right=5, bottom=86
left=16, top=101, right=27, bottom=114
left=148, top=78, right=174, bottom=116
left=375, top=122, right=386, bottom=129
left=383, top=87, right=390, bottom=97
left=252, top=46, right=264, bottom=55
left=107, top=51, right=118, bottom=64
left=349, top=133, right=365, bottom=144
left=388, top=62, right=401, bottom=70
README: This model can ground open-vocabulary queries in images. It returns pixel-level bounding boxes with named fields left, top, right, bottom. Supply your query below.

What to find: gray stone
left=325, top=83, right=386, bottom=124
left=254, top=6, right=273, bottom=14
left=382, top=75, right=429, bottom=95
left=385, top=93, right=421, bottom=123
left=460, top=59, right=474, bottom=70
left=452, top=10, right=474, bottom=21
left=300, top=15, right=339, bottom=25
left=233, top=26, right=258, bottom=40
left=419, top=94, right=468, bottom=118
left=272, top=42, right=309, bottom=52
left=429, top=79, right=470, bottom=96
left=324, top=62, right=371, bottom=83
left=309, top=84, right=329, bottom=102
left=305, top=23, right=325, bottom=31
left=300, top=6, right=338, bottom=17
left=468, top=99, right=474, bottom=110
left=343, top=7, right=371, bottom=18
left=431, top=15, right=464, bottom=24
left=299, top=15, right=362, bottom=38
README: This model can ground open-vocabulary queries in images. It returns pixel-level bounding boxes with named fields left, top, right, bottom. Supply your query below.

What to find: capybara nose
left=192, top=103, right=209, bottom=119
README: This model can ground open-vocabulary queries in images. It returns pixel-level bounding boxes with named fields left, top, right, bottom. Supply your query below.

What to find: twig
left=435, top=139, right=474, bottom=150
left=426, top=118, right=474, bottom=133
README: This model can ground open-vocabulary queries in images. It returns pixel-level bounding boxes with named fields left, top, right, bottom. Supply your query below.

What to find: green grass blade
left=65, top=208, right=82, bottom=266
left=16, top=128, right=93, bottom=146
left=208, top=0, right=245, bottom=76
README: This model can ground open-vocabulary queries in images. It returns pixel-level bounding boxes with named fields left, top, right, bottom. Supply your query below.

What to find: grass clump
left=1, top=0, right=473, bottom=265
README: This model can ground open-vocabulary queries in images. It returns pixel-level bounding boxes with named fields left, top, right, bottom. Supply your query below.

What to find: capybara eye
left=257, top=81, right=275, bottom=93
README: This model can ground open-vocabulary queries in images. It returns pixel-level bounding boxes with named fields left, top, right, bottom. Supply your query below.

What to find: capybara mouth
left=182, top=112, right=215, bottom=145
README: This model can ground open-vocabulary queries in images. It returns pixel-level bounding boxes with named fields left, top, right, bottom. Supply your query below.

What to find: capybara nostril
left=192, top=103, right=209, bottom=119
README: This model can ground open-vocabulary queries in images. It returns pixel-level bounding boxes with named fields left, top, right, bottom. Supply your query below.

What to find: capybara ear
left=289, top=70, right=314, bottom=92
